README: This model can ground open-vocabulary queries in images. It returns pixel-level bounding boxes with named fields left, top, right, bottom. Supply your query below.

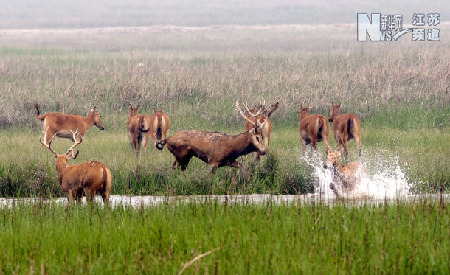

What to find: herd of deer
left=34, top=100, right=364, bottom=203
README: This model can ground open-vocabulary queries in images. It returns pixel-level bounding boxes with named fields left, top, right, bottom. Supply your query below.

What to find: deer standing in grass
left=244, top=100, right=278, bottom=159
left=39, top=131, right=111, bottom=203
left=328, top=102, right=362, bottom=159
left=148, top=108, right=171, bottom=148
left=127, top=104, right=151, bottom=155
left=299, top=105, right=330, bottom=155
left=156, top=101, right=266, bottom=173
left=324, top=149, right=367, bottom=199
left=35, top=102, right=104, bottom=146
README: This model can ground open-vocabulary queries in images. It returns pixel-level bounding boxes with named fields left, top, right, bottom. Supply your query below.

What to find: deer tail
left=139, top=116, right=149, bottom=132
left=156, top=115, right=163, bottom=141
left=156, top=139, right=167, bottom=150
left=34, top=102, right=45, bottom=120
left=348, top=118, right=354, bottom=130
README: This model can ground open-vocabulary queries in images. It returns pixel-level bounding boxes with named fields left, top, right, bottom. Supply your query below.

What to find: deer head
left=329, top=102, right=342, bottom=122
left=128, top=104, right=140, bottom=118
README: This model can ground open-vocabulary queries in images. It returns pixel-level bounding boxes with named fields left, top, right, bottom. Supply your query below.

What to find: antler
left=39, top=134, right=58, bottom=157
left=65, top=130, right=81, bottom=159
left=266, top=101, right=279, bottom=117
left=235, top=101, right=266, bottom=129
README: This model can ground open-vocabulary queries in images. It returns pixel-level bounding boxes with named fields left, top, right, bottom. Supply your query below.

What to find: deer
left=148, top=108, right=171, bottom=149
left=328, top=102, right=362, bottom=159
left=244, top=100, right=279, bottom=159
left=127, top=104, right=151, bottom=155
left=323, top=149, right=367, bottom=199
left=35, top=102, right=104, bottom=146
left=39, top=131, right=112, bottom=204
left=299, top=105, right=330, bottom=155
left=156, top=101, right=267, bottom=173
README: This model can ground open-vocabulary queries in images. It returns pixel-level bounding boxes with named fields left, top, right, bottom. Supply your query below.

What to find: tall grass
left=0, top=24, right=448, bottom=197
left=0, top=201, right=448, bottom=274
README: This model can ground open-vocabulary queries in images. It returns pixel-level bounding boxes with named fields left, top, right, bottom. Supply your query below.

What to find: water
left=302, top=150, right=412, bottom=201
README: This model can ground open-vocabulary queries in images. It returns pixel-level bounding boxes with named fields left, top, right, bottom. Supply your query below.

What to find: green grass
left=0, top=201, right=448, bottom=274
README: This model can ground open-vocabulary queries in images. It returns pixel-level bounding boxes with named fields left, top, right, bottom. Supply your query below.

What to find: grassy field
left=0, top=24, right=448, bottom=197
left=1, top=201, right=448, bottom=274
left=0, top=1, right=449, bottom=274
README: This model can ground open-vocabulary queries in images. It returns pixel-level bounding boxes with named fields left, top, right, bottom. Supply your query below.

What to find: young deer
left=324, top=149, right=367, bottom=198
left=40, top=131, right=111, bottom=203
left=299, top=105, right=330, bottom=155
left=127, top=104, right=150, bottom=155
left=329, top=102, right=362, bottom=159
left=148, top=108, right=171, bottom=148
left=35, top=102, right=104, bottom=146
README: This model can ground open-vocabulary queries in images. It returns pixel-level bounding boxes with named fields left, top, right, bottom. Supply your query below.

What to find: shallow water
left=0, top=150, right=446, bottom=208
left=303, top=149, right=414, bottom=201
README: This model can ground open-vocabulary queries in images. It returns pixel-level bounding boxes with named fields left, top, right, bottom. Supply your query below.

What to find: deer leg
left=342, top=142, right=349, bottom=160
left=311, top=136, right=317, bottom=151
left=44, top=129, right=56, bottom=146
left=209, top=165, right=218, bottom=174
left=355, top=135, right=362, bottom=157
left=67, top=190, right=74, bottom=203
left=301, top=138, right=307, bottom=155
left=172, top=160, right=179, bottom=170
left=84, top=189, right=93, bottom=203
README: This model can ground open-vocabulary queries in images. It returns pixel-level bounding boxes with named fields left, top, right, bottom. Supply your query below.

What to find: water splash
left=301, top=150, right=412, bottom=201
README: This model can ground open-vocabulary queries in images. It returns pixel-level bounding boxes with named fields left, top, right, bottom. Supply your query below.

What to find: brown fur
left=148, top=108, right=171, bottom=148
left=329, top=102, right=362, bottom=159
left=127, top=104, right=150, bottom=155
left=299, top=106, right=330, bottom=154
left=157, top=128, right=266, bottom=173
left=324, top=149, right=367, bottom=198
left=244, top=101, right=278, bottom=159
left=40, top=138, right=111, bottom=203
left=35, top=102, right=104, bottom=145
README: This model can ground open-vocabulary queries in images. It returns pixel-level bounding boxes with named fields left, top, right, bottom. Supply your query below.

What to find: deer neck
left=331, top=111, right=341, bottom=121
left=230, top=131, right=256, bottom=156
left=55, top=159, right=69, bottom=184
left=84, top=112, right=96, bottom=129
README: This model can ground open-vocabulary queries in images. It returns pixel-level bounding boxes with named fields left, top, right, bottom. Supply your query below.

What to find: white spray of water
left=301, top=150, right=412, bottom=201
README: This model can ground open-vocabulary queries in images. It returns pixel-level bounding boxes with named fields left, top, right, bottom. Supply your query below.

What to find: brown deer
left=127, top=104, right=150, bottom=155
left=148, top=108, right=171, bottom=148
left=156, top=101, right=267, bottom=173
left=35, top=102, right=104, bottom=146
left=328, top=102, right=362, bottom=159
left=324, top=149, right=367, bottom=198
left=39, top=132, right=112, bottom=203
left=299, top=105, right=330, bottom=155
left=244, top=100, right=279, bottom=159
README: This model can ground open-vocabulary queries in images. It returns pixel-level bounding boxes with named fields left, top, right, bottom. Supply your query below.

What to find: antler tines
left=65, top=129, right=82, bottom=159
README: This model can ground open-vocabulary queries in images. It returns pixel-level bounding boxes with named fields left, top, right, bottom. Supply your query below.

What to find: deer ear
left=152, top=107, right=156, bottom=113
left=327, top=148, right=332, bottom=155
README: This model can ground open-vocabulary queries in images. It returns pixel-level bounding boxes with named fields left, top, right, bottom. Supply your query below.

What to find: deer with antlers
left=328, top=102, right=362, bottom=159
left=156, top=101, right=267, bottom=173
left=40, top=131, right=112, bottom=203
left=299, top=105, right=330, bottom=155
left=127, top=104, right=151, bottom=155
left=148, top=108, right=171, bottom=148
left=35, top=102, right=104, bottom=146
left=244, top=100, right=278, bottom=159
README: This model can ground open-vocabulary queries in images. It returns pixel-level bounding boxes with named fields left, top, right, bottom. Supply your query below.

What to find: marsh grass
left=0, top=21, right=448, bottom=197
left=0, top=201, right=448, bottom=274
